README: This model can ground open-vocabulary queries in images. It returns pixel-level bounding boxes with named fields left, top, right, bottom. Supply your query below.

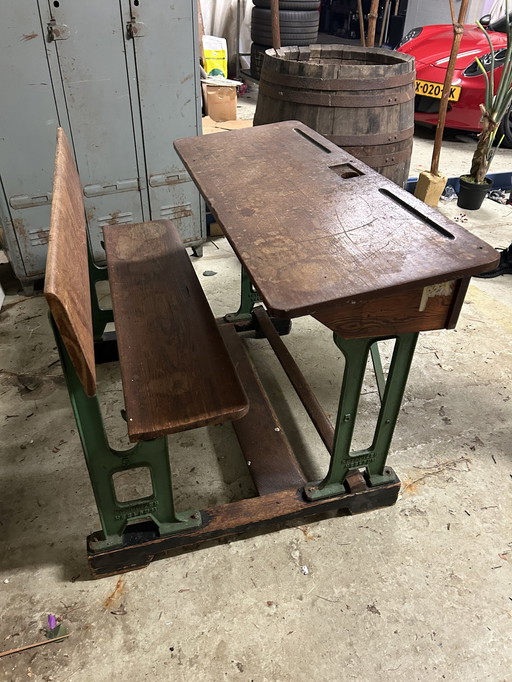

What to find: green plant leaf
left=475, top=57, right=492, bottom=108
left=476, top=19, right=495, bottom=103
left=469, top=1, right=512, bottom=181
left=46, top=624, right=67, bottom=640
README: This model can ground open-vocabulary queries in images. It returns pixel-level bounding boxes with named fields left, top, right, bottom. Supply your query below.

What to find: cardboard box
left=201, top=116, right=253, bottom=135
left=206, top=84, right=237, bottom=122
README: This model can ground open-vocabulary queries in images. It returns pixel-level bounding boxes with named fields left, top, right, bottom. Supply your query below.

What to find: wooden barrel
left=254, top=45, right=415, bottom=187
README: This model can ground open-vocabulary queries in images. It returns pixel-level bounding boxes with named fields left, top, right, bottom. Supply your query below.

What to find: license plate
left=415, top=79, right=461, bottom=102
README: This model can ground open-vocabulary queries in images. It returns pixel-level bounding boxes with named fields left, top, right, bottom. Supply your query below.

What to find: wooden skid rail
left=89, top=474, right=401, bottom=578
left=252, top=306, right=335, bottom=452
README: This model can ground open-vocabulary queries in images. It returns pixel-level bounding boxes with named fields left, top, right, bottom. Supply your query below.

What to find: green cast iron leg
left=50, top=316, right=200, bottom=551
left=306, top=331, right=418, bottom=501
left=87, top=230, right=114, bottom=341
left=306, top=335, right=372, bottom=500
left=224, top=267, right=261, bottom=324
left=365, top=332, right=418, bottom=486
left=370, top=341, right=386, bottom=402
left=224, top=268, right=292, bottom=336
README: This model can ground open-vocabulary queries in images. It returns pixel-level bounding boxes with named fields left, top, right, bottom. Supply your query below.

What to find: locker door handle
left=149, top=172, right=188, bottom=187
left=10, top=193, right=52, bottom=209
left=83, top=179, right=139, bottom=197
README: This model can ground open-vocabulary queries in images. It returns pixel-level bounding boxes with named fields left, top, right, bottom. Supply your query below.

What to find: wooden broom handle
left=357, top=0, right=366, bottom=46
left=431, top=0, right=470, bottom=175
left=271, top=0, right=281, bottom=49
left=366, top=0, right=379, bottom=47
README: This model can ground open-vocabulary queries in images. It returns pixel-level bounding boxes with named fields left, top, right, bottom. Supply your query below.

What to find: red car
left=396, top=13, right=512, bottom=147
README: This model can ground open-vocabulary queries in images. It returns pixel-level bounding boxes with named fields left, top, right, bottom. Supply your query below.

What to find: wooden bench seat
left=103, top=218, right=249, bottom=441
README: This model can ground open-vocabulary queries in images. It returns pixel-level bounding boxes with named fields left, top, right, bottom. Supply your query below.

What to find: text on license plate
left=415, top=79, right=461, bottom=102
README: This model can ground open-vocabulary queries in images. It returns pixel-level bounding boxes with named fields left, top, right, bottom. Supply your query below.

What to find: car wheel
left=251, top=7, right=319, bottom=47
left=253, top=0, right=320, bottom=9
left=252, top=8, right=320, bottom=22
left=497, top=107, right=512, bottom=148
left=250, top=30, right=319, bottom=46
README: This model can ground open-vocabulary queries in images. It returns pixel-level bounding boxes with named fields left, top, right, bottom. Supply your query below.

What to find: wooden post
left=271, top=0, right=281, bottom=49
left=414, top=0, right=470, bottom=206
left=357, top=0, right=366, bottom=46
left=366, top=0, right=379, bottom=47
left=431, top=0, right=470, bottom=175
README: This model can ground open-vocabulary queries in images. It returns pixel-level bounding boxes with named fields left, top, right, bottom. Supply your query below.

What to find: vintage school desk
left=58, top=121, right=497, bottom=576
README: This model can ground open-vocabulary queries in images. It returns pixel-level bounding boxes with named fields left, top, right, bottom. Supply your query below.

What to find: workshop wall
left=404, top=0, right=491, bottom=34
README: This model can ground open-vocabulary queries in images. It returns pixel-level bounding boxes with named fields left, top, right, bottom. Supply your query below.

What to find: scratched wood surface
left=103, top=219, right=249, bottom=442
left=44, top=128, right=96, bottom=397
left=175, top=121, right=499, bottom=319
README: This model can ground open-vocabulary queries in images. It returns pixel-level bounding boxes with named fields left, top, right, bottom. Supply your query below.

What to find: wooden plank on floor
left=219, top=324, right=307, bottom=495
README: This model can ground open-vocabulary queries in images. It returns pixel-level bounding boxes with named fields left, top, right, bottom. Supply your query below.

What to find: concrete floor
left=1, top=94, right=511, bottom=681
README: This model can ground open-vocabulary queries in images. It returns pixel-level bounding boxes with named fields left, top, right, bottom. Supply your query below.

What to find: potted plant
left=458, top=7, right=512, bottom=210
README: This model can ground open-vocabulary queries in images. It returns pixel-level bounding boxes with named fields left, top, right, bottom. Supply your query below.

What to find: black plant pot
left=457, top=175, right=493, bottom=210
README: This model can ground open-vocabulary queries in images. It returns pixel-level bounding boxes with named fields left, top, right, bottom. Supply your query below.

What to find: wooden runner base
left=88, top=474, right=400, bottom=578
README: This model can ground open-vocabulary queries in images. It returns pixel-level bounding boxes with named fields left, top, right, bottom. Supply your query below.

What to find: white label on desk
left=419, top=280, right=455, bottom=312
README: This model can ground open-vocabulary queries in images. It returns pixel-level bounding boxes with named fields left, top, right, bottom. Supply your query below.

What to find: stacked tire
left=250, top=0, right=320, bottom=79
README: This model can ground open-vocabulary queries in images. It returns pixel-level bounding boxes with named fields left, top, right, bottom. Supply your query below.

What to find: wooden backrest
left=44, top=128, right=96, bottom=397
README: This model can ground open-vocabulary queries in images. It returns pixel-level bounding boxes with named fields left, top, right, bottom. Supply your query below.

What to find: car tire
left=252, top=8, right=320, bottom=24
left=497, top=107, right=512, bottom=148
left=252, top=18, right=320, bottom=29
left=253, top=0, right=320, bottom=9
left=251, top=31, right=319, bottom=46
left=251, top=7, right=319, bottom=47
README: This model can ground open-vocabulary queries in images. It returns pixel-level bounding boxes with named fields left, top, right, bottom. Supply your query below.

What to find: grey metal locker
left=0, top=0, right=205, bottom=293
left=0, top=2, right=62, bottom=284
left=122, top=0, right=205, bottom=242
left=45, top=0, right=147, bottom=260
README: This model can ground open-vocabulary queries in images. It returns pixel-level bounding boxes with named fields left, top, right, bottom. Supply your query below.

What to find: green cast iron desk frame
left=174, top=120, right=499, bottom=500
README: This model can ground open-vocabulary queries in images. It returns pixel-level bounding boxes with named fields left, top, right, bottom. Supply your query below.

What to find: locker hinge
left=47, top=19, right=69, bottom=42
left=126, top=19, right=146, bottom=39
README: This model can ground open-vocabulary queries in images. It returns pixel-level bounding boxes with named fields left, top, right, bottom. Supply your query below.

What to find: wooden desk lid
left=175, top=121, right=499, bottom=318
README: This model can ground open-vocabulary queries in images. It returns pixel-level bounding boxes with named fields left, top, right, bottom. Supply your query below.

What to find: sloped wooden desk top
left=175, top=121, right=498, bottom=319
